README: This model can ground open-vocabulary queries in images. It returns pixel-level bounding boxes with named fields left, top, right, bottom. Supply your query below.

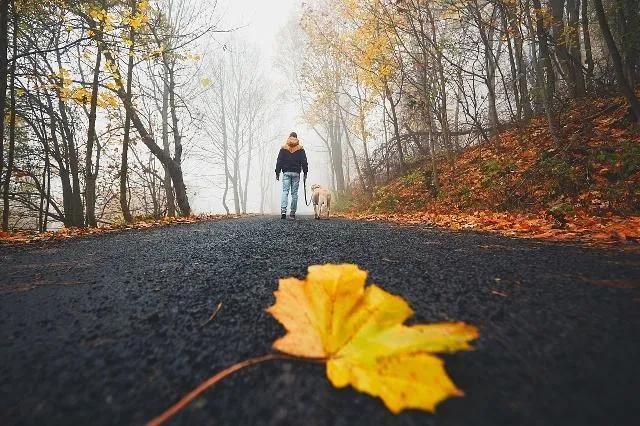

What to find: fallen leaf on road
left=268, top=264, right=478, bottom=413
left=148, top=264, right=478, bottom=425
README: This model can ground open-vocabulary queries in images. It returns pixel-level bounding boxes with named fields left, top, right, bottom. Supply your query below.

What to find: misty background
left=184, top=0, right=331, bottom=215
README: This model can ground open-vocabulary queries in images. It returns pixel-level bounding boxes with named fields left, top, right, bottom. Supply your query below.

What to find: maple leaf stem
left=146, top=353, right=325, bottom=426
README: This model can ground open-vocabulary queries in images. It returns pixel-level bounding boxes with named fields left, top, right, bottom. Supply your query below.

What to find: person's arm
left=275, top=149, right=284, bottom=180
left=301, top=149, right=308, bottom=179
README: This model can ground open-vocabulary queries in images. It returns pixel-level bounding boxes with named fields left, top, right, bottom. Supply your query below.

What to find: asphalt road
left=1, top=216, right=639, bottom=426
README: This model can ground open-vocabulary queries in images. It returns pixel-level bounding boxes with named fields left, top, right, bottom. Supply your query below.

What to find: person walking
left=275, top=132, right=308, bottom=219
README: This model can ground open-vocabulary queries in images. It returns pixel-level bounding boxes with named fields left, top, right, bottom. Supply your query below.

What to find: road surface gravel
left=1, top=216, right=639, bottom=425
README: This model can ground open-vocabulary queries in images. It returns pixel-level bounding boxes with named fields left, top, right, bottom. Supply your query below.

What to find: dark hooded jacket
left=275, top=136, right=308, bottom=175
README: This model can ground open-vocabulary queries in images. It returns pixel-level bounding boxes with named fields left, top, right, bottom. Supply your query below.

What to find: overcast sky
left=221, top=0, right=299, bottom=57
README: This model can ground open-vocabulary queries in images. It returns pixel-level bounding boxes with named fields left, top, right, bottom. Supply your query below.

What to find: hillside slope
left=341, top=95, right=640, bottom=246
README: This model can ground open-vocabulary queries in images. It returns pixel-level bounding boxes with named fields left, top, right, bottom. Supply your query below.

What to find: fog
left=181, top=0, right=331, bottom=215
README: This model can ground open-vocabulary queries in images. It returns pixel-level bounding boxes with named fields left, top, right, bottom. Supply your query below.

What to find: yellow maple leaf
left=267, top=263, right=478, bottom=413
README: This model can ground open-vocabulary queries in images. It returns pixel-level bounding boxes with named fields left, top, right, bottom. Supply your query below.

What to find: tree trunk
left=339, top=109, right=366, bottom=192
left=424, top=99, right=440, bottom=194
left=524, top=0, right=544, bottom=115
left=0, top=0, right=9, bottom=193
left=120, top=0, right=136, bottom=223
left=581, top=0, right=594, bottom=92
left=48, top=105, right=74, bottom=227
left=509, top=2, right=532, bottom=119
left=84, top=43, right=102, bottom=228
left=420, top=50, right=439, bottom=192
left=566, top=0, right=586, bottom=97
left=43, top=141, right=51, bottom=231
left=616, top=0, right=640, bottom=87
left=330, top=106, right=346, bottom=192
left=384, top=82, right=405, bottom=171
left=532, top=0, right=561, bottom=143
left=242, top=134, right=252, bottom=214
left=549, top=0, right=571, bottom=95
left=38, top=144, right=47, bottom=231
left=477, top=4, right=500, bottom=134
left=1, top=0, right=16, bottom=231
left=593, top=0, right=640, bottom=121
left=454, top=69, right=462, bottom=154
left=382, top=95, right=390, bottom=180
left=37, top=142, right=51, bottom=232
left=502, top=8, right=521, bottom=120
left=232, top=148, right=241, bottom=214
left=55, top=46, right=84, bottom=226
left=425, top=1, right=452, bottom=160
left=161, top=67, right=176, bottom=217
left=219, top=76, right=230, bottom=215
left=168, top=61, right=186, bottom=215
left=486, top=53, right=499, bottom=133
left=355, top=83, right=374, bottom=190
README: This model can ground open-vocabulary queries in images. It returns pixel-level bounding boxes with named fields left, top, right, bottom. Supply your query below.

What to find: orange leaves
left=0, top=215, right=244, bottom=245
left=341, top=94, right=640, bottom=248
left=338, top=210, right=640, bottom=247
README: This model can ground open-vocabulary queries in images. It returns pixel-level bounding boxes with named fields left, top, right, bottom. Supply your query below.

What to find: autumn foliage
left=340, top=95, right=640, bottom=246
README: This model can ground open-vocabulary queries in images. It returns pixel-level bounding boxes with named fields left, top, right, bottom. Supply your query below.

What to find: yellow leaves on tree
left=267, top=264, right=478, bottom=413
left=87, top=2, right=149, bottom=34
left=126, top=12, right=149, bottom=29
left=301, top=0, right=398, bottom=94
left=56, top=85, right=118, bottom=109
left=88, top=7, right=108, bottom=23
left=98, top=92, right=118, bottom=108
left=137, top=0, right=150, bottom=13
left=49, top=66, right=118, bottom=109
left=335, top=0, right=398, bottom=92
left=88, top=7, right=114, bottom=32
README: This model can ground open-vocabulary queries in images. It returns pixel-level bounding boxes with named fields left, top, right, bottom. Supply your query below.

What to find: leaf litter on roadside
left=338, top=96, right=640, bottom=248
left=148, top=264, right=478, bottom=425
left=0, top=214, right=244, bottom=244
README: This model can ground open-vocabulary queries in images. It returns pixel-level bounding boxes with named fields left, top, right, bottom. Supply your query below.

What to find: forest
left=0, top=0, right=278, bottom=232
left=281, top=0, right=639, bottom=232
left=0, top=0, right=638, bottom=239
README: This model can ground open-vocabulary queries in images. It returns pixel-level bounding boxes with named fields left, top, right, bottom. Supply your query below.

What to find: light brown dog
left=311, top=184, right=332, bottom=219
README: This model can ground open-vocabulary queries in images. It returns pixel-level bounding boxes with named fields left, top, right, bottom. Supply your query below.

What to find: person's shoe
left=289, top=212, right=296, bottom=219
left=280, top=213, right=286, bottom=219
